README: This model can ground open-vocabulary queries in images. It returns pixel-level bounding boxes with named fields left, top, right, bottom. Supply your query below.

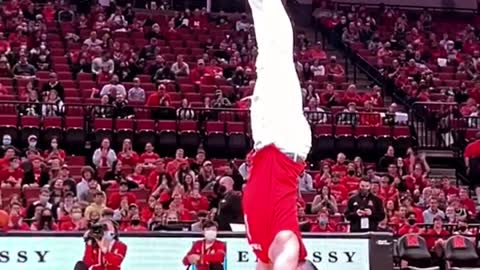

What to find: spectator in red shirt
left=31, top=208, right=58, bottom=231
left=123, top=214, right=148, bottom=231
left=310, top=210, right=336, bottom=233
left=0, top=156, right=23, bottom=188
left=360, top=101, right=382, bottom=126
left=169, top=193, right=192, bottom=222
left=128, top=164, right=147, bottom=189
left=341, top=163, right=360, bottom=192
left=140, top=142, right=160, bottom=167
left=44, top=137, right=66, bottom=163
left=331, top=152, right=347, bottom=175
left=378, top=176, right=397, bottom=201
left=117, top=138, right=140, bottom=168
left=442, top=176, right=458, bottom=196
left=464, top=131, right=480, bottom=171
left=140, top=196, right=157, bottom=223
left=342, top=84, right=360, bottom=105
left=107, top=180, right=137, bottom=209
left=425, top=216, right=449, bottom=251
left=7, top=201, right=30, bottom=231
left=398, top=211, right=422, bottom=236
left=184, top=183, right=209, bottom=212
left=328, top=173, right=348, bottom=203
left=166, top=148, right=186, bottom=176
left=59, top=205, right=88, bottom=231
left=146, top=159, right=166, bottom=190
left=459, top=188, right=476, bottom=215
left=190, top=59, right=207, bottom=84
left=326, top=56, right=345, bottom=78
left=146, top=83, right=171, bottom=107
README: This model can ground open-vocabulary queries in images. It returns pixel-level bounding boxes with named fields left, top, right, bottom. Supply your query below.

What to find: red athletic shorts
left=242, top=144, right=307, bottom=264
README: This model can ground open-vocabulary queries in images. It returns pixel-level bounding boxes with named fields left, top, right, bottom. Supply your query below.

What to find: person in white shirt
left=310, top=59, right=325, bottom=77
left=127, top=77, right=146, bottom=103
left=83, top=31, right=103, bottom=51
left=171, top=55, right=190, bottom=76
left=91, top=51, right=115, bottom=75
left=100, top=75, right=126, bottom=99
left=242, top=1, right=314, bottom=270
left=236, top=14, right=251, bottom=32
left=298, top=171, right=314, bottom=192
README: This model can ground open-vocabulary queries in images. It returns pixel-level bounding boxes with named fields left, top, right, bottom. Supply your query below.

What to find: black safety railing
left=0, top=101, right=412, bottom=156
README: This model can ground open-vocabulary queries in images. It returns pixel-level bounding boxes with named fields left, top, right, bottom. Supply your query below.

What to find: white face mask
left=29, top=141, right=37, bottom=147
left=51, top=143, right=58, bottom=149
left=204, top=230, right=217, bottom=241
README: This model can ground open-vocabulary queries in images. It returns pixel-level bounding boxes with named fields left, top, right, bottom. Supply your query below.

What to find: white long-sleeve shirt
left=249, top=0, right=311, bottom=158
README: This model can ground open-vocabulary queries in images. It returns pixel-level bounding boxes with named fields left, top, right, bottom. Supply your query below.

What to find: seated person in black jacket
left=112, top=94, right=134, bottom=119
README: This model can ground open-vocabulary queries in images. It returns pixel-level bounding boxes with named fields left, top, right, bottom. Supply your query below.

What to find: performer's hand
left=96, top=238, right=109, bottom=253
left=187, top=254, right=200, bottom=264
left=364, top=209, right=372, bottom=216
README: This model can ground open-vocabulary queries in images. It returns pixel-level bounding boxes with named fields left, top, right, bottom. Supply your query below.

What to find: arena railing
left=0, top=231, right=393, bottom=270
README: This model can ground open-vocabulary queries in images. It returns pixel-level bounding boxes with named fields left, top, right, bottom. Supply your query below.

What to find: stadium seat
left=135, top=120, right=156, bottom=152
left=65, top=117, right=85, bottom=155
left=204, top=121, right=226, bottom=157
left=312, top=124, right=334, bottom=159
left=335, top=125, right=355, bottom=157
left=226, top=121, right=248, bottom=158
left=94, top=118, right=114, bottom=147
left=115, top=118, right=135, bottom=151
left=0, top=115, right=19, bottom=144
left=42, top=117, right=63, bottom=147
left=178, top=120, right=200, bottom=156
left=156, top=120, right=178, bottom=156
left=356, top=126, right=376, bottom=161
left=20, top=116, right=41, bottom=146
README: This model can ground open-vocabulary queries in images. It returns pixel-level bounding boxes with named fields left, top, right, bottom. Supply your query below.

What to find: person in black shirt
left=214, top=176, right=243, bottom=231
left=345, top=178, right=385, bottom=232
left=41, top=72, right=64, bottom=100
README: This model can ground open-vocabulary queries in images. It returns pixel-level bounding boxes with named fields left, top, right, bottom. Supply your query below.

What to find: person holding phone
left=345, top=178, right=385, bottom=232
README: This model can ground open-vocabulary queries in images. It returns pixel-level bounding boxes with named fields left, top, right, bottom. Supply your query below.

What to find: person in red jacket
left=82, top=218, right=127, bottom=270
left=398, top=212, right=422, bottom=236
left=182, top=220, right=226, bottom=270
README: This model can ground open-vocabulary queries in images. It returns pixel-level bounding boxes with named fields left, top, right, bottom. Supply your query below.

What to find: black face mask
left=359, top=189, right=369, bottom=196
left=131, top=220, right=141, bottom=226
left=459, top=226, right=467, bottom=232
left=407, top=218, right=416, bottom=226
left=41, top=215, right=52, bottom=222
left=348, top=170, right=355, bottom=176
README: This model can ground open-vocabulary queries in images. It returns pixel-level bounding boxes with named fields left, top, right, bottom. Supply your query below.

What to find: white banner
left=0, top=235, right=370, bottom=270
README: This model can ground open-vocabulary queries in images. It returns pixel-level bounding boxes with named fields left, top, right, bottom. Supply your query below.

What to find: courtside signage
left=0, top=236, right=369, bottom=270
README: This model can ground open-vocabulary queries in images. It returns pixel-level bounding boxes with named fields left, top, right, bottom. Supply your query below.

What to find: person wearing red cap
left=242, top=1, right=316, bottom=270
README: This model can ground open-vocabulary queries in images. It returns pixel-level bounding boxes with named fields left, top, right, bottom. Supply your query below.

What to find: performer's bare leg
left=247, top=0, right=312, bottom=269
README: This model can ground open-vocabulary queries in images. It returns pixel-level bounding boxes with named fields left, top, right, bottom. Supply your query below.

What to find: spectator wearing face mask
left=60, top=205, right=87, bottom=231
left=214, top=176, right=243, bottom=231
left=124, top=214, right=147, bottom=232
left=0, top=135, right=14, bottom=156
left=345, top=178, right=385, bottom=232
left=182, top=220, right=226, bottom=270
left=398, top=211, right=422, bottom=236
left=22, top=134, right=41, bottom=157
left=310, top=210, right=336, bottom=232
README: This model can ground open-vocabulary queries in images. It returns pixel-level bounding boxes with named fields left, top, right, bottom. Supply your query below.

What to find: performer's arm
left=200, top=242, right=226, bottom=264
left=82, top=242, right=97, bottom=267
left=182, top=241, right=200, bottom=266
left=103, top=242, right=127, bottom=267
